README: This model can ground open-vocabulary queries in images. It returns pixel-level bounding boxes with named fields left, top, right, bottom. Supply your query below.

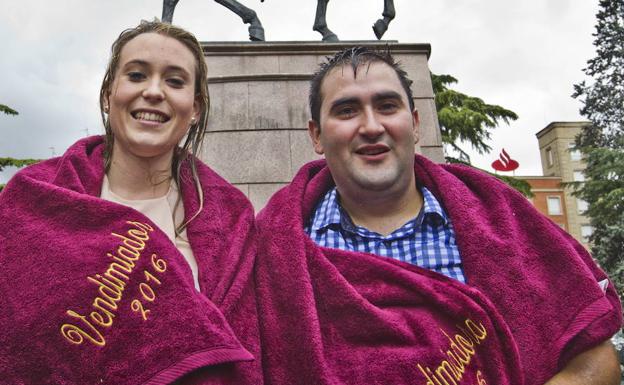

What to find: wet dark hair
left=309, top=46, right=414, bottom=126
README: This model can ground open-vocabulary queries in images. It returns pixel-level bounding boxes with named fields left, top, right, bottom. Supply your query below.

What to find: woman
left=0, top=21, right=261, bottom=385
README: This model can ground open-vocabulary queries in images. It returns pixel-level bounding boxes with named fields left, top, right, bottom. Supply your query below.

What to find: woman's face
left=106, top=32, right=199, bottom=161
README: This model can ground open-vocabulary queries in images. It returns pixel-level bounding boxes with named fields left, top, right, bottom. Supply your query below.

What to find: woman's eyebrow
left=121, top=60, right=191, bottom=76
left=121, top=59, right=148, bottom=68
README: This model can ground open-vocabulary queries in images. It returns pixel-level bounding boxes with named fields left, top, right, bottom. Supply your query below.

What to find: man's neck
left=338, top=180, right=423, bottom=236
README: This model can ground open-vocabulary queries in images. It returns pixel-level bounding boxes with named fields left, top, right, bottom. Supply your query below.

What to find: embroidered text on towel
left=417, top=318, right=489, bottom=385
left=60, top=220, right=155, bottom=347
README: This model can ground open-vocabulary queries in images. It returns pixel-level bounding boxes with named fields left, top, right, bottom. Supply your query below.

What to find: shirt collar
left=309, top=187, right=342, bottom=231
left=310, top=186, right=449, bottom=232
left=420, top=186, right=449, bottom=226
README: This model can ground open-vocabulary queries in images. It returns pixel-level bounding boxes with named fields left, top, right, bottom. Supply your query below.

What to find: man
left=254, top=47, right=622, bottom=385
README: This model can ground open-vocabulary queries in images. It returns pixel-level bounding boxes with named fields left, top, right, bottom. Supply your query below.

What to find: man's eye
left=127, top=72, right=145, bottom=81
left=337, top=107, right=356, bottom=117
left=379, top=102, right=399, bottom=112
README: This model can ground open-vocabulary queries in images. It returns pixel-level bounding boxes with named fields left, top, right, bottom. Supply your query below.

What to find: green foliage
left=0, top=158, right=39, bottom=171
left=1, top=104, right=38, bottom=193
left=445, top=157, right=533, bottom=198
left=432, top=73, right=519, bottom=162
left=0, top=104, right=18, bottom=116
left=571, top=0, right=624, bottom=307
left=570, top=137, right=624, bottom=297
left=572, top=0, right=624, bottom=142
left=433, top=75, right=527, bottom=196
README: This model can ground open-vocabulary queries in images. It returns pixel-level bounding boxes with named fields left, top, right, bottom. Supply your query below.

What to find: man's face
left=308, top=61, right=419, bottom=195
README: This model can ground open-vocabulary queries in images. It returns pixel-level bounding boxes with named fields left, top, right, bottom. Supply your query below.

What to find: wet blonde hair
left=99, top=20, right=209, bottom=232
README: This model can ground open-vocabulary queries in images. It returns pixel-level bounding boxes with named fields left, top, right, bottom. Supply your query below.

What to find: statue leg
left=215, top=0, right=265, bottom=41
left=313, top=0, right=338, bottom=42
left=162, top=0, right=180, bottom=23
left=373, top=0, right=396, bottom=39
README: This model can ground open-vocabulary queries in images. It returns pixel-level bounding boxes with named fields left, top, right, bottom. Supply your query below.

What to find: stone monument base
left=201, top=41, right=444, bottom=209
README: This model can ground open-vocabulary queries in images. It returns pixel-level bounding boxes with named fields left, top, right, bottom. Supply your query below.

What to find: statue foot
left=373, top=19, right=389, bottom=40
left=322, top=32, right=339, bottom=42
left=314, top=26, right=339, bottom=42
left=248, top=23, right=265, bottom=41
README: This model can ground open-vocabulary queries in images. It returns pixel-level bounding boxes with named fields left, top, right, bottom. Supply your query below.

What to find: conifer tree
left=432, top=73, right=518, bottom=163
left=572, top=0, right=624, bottom=302
left=0, top=105, right=38, bottom=192
left=431, top=73, right=531, bottom=197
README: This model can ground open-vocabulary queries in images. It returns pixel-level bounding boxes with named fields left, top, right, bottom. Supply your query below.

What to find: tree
left=0, top=104, right=18, bottom=116
left=572, top=0, right=624, bottom=304
left=431, top=73, right=532, bottom=197
left=0, top=105, right=38, bottom=192
left=432, top=73, right=519, bottom=163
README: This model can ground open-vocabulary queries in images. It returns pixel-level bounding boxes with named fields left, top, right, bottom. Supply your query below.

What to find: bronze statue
left=162, top=0, right=395, bottom=42
left=163, top=0, right=265, bottom=41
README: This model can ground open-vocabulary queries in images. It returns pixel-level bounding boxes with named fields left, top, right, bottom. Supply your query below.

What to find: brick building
left=535, top=121, right=592, bottom=245
left=522, top=176, right=569, bottom=231
left=510, top=122, right=592, bottom=247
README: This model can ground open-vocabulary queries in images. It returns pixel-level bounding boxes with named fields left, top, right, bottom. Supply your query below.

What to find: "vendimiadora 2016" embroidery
left=60, top=220, right=161, bottom=347
left=417, top=318, right=489, bottom=385
left=130, top=253, right=167, bottom=320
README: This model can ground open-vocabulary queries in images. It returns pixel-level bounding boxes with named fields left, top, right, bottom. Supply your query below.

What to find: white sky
left=0, top=0, right=599, bottom=183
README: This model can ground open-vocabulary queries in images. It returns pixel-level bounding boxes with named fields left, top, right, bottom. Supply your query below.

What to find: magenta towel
left=0, top=136, right=262, bottom=385
left=255, top=157, right=622, bottom=385
left=256, top=160, right=525, bottom=385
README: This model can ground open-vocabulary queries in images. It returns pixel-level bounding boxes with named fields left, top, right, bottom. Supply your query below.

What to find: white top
left=100, top=176, right=200, bottom=291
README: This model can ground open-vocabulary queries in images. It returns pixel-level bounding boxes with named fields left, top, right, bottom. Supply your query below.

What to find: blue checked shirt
left=305, top=186, right=466, bottom=283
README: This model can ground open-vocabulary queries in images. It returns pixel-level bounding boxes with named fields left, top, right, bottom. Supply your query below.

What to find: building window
left=581, top=225, right=593, bottom=243
left=568, top=143, right=582, bottom=161
left=546, top=148, right=554, bottom=167
left=577, top=199, right=588, bottom=215
left=573, top=170, right=585, bottom=182
left=547, top=196, right=562, bottom=215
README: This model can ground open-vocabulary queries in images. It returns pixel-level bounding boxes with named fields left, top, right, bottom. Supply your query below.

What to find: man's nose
left=359, top=108, right=385, bottom=138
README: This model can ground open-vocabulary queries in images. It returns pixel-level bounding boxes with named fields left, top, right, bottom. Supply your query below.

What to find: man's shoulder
left=258, top=159, right=332, bottom=221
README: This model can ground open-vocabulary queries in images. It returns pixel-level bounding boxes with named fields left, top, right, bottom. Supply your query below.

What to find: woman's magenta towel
left=255, top=157, right=622, bottom=385
left=0, top=136, right=262, bottom=385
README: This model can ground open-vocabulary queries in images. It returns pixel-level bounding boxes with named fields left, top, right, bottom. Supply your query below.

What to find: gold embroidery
left=129, top=253, right=168, bottom=321
left=151, top=253, right=167, bottom=273
left=61, top=310, right=106, bottom=347
left=60, top=221, right=154, bottom=347
left=417, top=318, right=489, bottom=385
left=131, top=299, right=150, bottom=321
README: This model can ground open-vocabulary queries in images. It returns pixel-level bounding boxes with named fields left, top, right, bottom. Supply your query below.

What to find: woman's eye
left=127, top=72, right=145, bottom=81
left=167, top=78, right=186, bottom=87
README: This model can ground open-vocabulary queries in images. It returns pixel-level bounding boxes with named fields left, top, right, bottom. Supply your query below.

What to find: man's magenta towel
left=0, top=137, right=261, bottom=385
left=255, top=157, right=622, bottom=385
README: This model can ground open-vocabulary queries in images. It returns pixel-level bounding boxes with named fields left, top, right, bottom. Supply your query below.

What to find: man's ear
left=412, top=109, right=420, bottom=144
left=308, top=119, right=324, bottom=155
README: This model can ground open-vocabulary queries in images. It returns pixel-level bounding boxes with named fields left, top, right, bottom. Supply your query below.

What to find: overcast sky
left=0, top=0, right=599, bottom=183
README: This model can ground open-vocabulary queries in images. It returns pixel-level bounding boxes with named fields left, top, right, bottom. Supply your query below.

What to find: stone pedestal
left=201, top=41, right=444, bottom=209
